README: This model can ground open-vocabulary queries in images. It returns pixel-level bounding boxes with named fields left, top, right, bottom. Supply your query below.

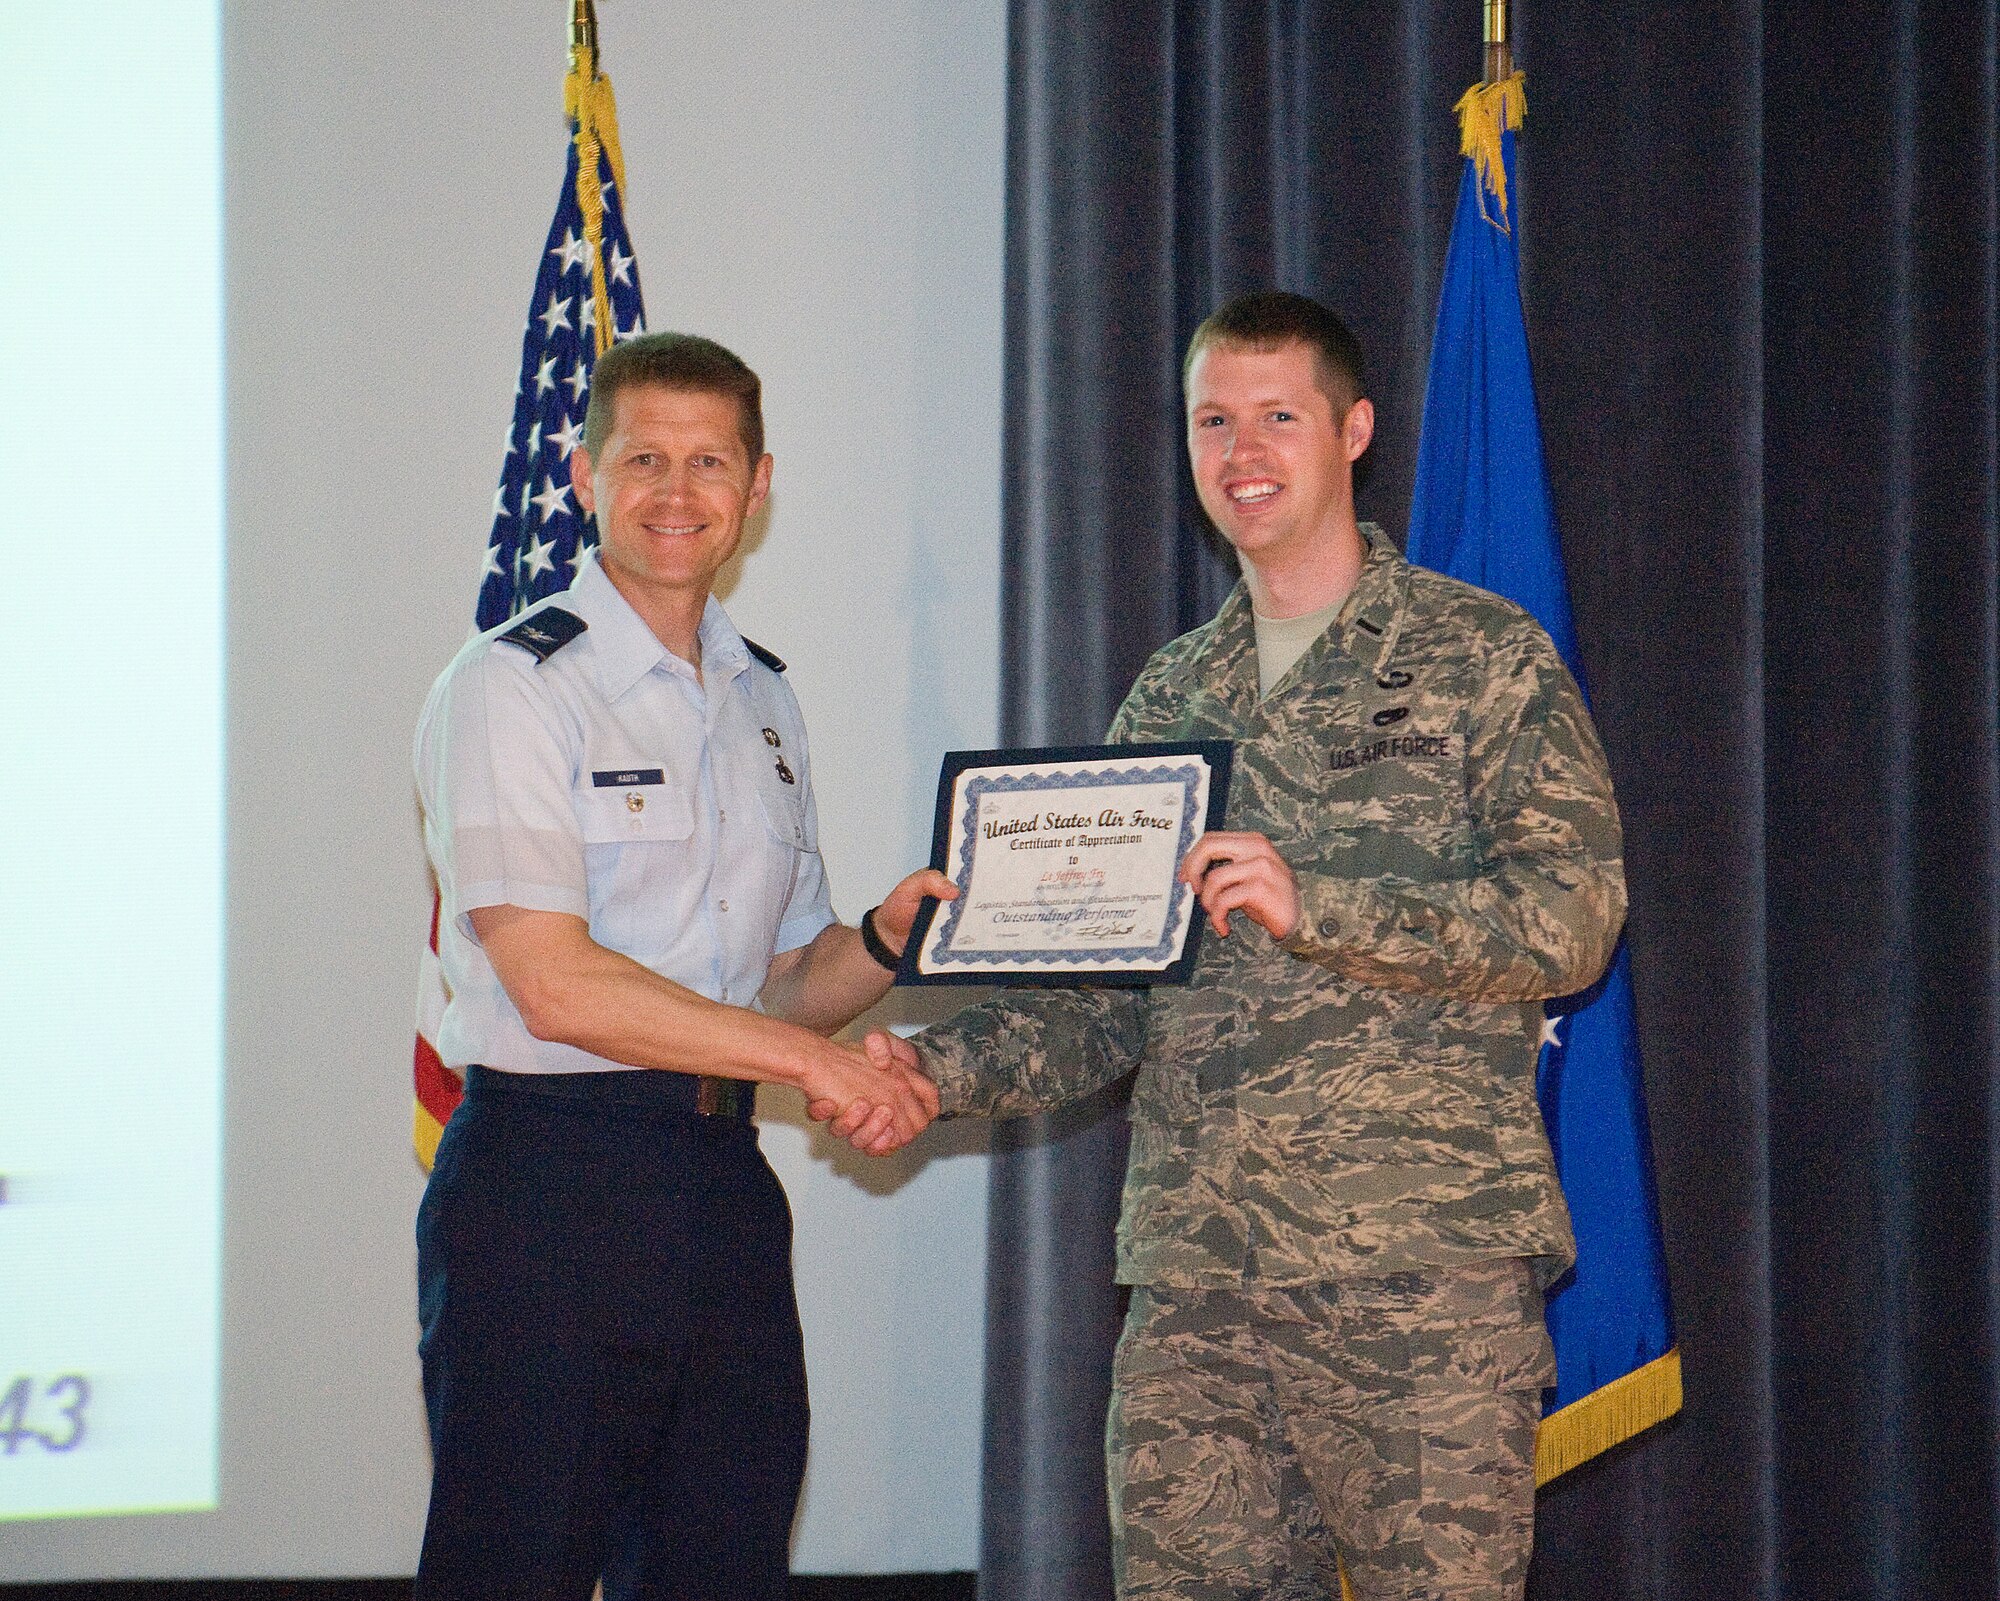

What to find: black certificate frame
left=894, top=739, right=1235, bottom=988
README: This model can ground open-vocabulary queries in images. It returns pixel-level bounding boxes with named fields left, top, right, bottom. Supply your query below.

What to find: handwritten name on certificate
left=900, top=742, right=1233, bottom=987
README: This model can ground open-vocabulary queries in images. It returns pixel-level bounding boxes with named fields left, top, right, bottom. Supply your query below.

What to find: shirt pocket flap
left=755, top=784, right=812, bottom=851
left=576, top=781, right=695, bottom=844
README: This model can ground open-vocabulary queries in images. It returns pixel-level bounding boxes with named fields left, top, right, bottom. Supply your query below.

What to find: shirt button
left=1317, top=917, right=1339, bottom=938
left=720, top=899, right=730, bottom=913
left=719, top=808, right=727, bottom=823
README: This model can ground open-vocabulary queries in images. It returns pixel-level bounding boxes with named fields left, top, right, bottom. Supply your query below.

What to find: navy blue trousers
left=415, top=1069, right=808, bottom=1601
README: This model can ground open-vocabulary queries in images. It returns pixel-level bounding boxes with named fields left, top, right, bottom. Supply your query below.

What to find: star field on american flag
left=478, top=135, right=647, bottom=631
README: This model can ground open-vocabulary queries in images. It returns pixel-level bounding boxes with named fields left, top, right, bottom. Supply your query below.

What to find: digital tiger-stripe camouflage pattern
left=1109, top=1260, right=1553, bottom=1600
left=917, top=523, right=1627, bottom=1292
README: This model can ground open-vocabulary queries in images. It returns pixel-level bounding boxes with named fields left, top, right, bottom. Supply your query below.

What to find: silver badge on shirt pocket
left=581, top=766, right=692, bottom=843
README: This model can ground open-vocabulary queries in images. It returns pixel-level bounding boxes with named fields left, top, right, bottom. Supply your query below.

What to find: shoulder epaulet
left=496, top=607, right=587, bottom=663
left=743, top=636, right=787, bottom=673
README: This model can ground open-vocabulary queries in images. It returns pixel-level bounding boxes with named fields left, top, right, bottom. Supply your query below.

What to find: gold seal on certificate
left=896, top=741, right=1234, bottom=987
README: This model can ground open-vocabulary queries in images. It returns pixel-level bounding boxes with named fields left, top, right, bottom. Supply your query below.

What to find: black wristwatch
left=859, top=905, right=900, bottom=972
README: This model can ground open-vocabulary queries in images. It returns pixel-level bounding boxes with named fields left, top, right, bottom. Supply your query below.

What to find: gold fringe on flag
left=1326, top=1344, right=1674, bottom=1596
left=1534, top=1347, right=1684, bottom=1485
left=1453, top=70, right=1527, bottom=232
left=414, top=1101, right=445, bottom=1170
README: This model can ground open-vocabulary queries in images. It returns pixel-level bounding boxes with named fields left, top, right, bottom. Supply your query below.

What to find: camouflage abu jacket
left=915, top=525, right=1626, bottom=1289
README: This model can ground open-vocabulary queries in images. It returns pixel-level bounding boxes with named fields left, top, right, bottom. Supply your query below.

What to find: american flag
left=479, top=130, right=648, bottom=626
left=415, top=64, right=647, bottom=1165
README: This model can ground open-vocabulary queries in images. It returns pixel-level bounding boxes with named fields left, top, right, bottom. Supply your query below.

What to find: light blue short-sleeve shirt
left=414, top=552, right=838, bottom=1074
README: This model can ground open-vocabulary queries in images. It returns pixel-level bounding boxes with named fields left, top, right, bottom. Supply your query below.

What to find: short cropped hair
left=582, top=331, right=765, bottom=463
left=1182, top=291, right=1367, bottom=414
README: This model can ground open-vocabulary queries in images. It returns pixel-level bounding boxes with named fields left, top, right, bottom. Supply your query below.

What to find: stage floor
left=0, top=1579, right=975, bottom=1600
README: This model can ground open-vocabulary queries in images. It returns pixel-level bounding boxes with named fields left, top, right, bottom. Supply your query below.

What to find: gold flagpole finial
left=569, top=0, right=599, bottom=74
left=1483, top=0, right=1512, bottom=84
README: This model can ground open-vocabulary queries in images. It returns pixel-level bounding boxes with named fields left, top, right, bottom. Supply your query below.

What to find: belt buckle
left=695, top=1076, right=748, bottom=1118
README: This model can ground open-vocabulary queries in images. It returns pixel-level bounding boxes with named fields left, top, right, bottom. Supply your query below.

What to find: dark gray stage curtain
left=983, top=2, right=2000, bottom=1598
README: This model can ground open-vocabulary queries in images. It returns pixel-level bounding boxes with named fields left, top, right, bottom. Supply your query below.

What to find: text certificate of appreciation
left=898, top=741, right=1233, bottom=986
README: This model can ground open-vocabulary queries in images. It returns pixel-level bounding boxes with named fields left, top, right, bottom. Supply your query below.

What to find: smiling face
left=570, top=382, right=773, bottom=631
left=1184, top=338, right=1373, bottom=578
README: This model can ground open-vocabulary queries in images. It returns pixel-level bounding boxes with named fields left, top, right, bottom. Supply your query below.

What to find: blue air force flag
left=1406, top=73, right=1680, bottom=1481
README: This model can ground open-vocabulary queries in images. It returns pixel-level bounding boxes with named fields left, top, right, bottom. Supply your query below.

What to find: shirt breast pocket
left=755, top=781, right=813, bottom=853
left=574, top=781, right=696, bottom=846
left=572, top=778, right=696, bottom=956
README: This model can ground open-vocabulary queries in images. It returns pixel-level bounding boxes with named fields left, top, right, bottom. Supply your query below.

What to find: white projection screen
left=0, top=1, right=226, bottom=1526
left=4, top=0, right=1002, bottom=1580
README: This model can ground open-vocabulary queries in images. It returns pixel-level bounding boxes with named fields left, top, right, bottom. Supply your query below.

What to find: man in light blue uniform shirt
left=412, top=332, right=944, bottom=1601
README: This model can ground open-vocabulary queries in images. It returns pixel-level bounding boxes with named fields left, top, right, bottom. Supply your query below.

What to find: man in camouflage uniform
left=861, top=292, right=1625, bottom=1600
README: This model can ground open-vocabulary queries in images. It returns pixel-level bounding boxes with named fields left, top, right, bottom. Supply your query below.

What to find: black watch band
left=859, top=906, right=900, bottom=972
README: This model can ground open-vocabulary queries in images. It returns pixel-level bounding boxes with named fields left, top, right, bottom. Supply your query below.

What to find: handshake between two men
left=415, top=308, right=1624, bottom=1601
left=804, top=827, right=1306, bottom=1157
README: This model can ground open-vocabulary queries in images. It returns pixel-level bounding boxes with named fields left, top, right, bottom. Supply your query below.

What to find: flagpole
left=1484, top=0, right=1512, bottom=84
left=569, top=0, right=598, bottom=73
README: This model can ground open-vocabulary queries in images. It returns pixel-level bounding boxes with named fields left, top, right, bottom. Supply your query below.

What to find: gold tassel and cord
left=1454, top=70, right=1527, bottom=229
left=565, top=42, right=628, bottom=361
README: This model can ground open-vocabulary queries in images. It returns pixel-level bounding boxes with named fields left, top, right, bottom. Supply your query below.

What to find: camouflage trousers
left=1107, top=1260, right=1553, bottom=1601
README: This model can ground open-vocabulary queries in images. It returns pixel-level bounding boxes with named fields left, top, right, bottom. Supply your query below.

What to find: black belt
left=464, top=1064, right=756, bottom=1123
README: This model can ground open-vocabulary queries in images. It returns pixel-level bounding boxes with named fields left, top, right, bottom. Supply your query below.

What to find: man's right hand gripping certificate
left=897, top=741, right=1234, bottom=987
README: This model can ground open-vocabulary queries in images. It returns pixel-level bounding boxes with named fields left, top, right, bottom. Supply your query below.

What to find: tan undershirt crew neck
left=1252, top=597, right=1345, bottom=697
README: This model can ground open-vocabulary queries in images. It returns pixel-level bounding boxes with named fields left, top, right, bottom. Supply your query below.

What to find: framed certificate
left=896, top=741, right=1233, bottom=987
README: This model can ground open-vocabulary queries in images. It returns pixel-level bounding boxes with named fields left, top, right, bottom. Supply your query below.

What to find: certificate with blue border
left=896, top=741, right=1233, bottom=987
